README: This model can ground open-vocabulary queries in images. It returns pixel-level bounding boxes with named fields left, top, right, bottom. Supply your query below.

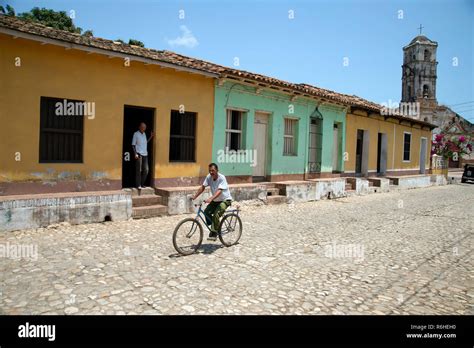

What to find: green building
left=212, top=77, right=347, bottom=183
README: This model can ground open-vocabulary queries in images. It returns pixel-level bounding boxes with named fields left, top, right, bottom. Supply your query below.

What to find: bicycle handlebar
left=190, top=198, right=240, bottom=210
left=190, top=200, right=204, bottom=208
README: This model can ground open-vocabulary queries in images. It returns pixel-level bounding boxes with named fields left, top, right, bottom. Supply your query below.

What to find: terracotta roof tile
left=0, top=14, right=434, bottom=128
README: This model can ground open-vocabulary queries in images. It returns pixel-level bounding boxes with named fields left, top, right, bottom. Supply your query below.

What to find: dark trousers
left=135, top=155, right=149, bottom=187
left=203, top=200, right=232, bottom=232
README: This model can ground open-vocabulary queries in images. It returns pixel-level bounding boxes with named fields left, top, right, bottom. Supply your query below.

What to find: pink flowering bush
left=432, top=134, right=473, bottom=159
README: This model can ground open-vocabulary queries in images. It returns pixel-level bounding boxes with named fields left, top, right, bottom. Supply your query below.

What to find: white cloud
left=167, top=25, right=199, bottom=49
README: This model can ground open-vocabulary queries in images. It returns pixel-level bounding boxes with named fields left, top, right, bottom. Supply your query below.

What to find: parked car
left=461, top=164, right=474, bottom=183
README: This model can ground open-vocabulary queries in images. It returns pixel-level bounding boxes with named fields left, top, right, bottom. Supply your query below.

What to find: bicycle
left=172, top=201, right=243, bottom=256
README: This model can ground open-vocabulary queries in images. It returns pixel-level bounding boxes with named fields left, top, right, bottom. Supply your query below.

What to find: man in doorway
left=132, top=122, right=154, bottom=189
left=192, top=163, right=233, bottom=241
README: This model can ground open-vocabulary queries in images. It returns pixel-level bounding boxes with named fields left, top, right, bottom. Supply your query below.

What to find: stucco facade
left=345, top=109, right=432, bottom=176
left=212, top=81, right=346, bottom=182
left=0, top=15, right=435, bottom=198
left=0, top=33, right=216, bottom=195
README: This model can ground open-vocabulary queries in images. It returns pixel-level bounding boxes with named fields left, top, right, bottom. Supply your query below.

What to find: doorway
left=122, top=105, right=155, bottom=188
left=355, top=129, right=369, bottom=176
left=377, top=133, right=387, bottom=175
left=332, top=123, right=341, bottom=172
left=355, top=129, right=364, bottom=175
left=420, top=137, right=427, bottom=174
left=252, top=112, right=269, bottom=180
left=308, top=118, right=322, bottom=173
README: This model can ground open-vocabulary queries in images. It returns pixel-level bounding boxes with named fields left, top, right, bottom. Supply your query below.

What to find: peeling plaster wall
left=0, top=34, right=215, bottom=190
left=0, top=191, right=132, bottom=231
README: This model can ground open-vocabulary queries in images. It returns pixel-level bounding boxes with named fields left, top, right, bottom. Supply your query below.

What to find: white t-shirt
left=203, top=173, right=232, bottom=202
left=132, top=131, right=148, bottom=156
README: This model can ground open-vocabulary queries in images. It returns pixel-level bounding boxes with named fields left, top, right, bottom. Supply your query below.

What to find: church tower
left=401, top=30, right=438, bottom=122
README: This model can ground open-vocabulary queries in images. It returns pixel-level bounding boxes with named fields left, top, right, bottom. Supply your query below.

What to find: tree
left=0, top=4, right=16, bottom=16
left=82, top=30, right=94, bottom=37
left=128, top=39, right=145, bottom=47
left=2, top=5, right=145, bottom=46
left=18, top=7, right=83, bottom=33
left=115, top=39, right=145, bottom=47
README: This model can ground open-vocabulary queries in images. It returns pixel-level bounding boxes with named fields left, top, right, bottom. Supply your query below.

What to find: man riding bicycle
left=191, top=163, right=233, bottom=241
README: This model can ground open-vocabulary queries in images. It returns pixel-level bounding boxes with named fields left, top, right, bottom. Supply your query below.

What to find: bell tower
left=401, top=26, right=438, bottom=121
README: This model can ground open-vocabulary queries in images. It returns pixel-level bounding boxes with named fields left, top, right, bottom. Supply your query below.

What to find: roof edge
left=0, top=26, right=219, bottom=78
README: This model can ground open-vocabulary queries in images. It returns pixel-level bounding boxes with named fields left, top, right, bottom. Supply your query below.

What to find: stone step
left=132, top=195, right=163, bottom=207
left=252, top=176, right=266, bottom=183
left=267, top=188, right=280, bottom=196
left=345, top=189, right=357, bottom=197
left=129, top=187, right=156, bottom=196
left=266, top=195, right=287, bottom=205
left=345, top=183, right=353, bottom=191
left=263, top=183, right=276, bottom=188
left=132, top=204, right=168, bottom=219
left=368, top=186, right=378, bottom=194
left=367, top=178, right=379, bottom=186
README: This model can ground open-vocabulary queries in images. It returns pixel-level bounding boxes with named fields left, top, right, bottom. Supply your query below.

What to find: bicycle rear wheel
left=218, top=213, right=242, bottom=247
left=172, top=218, right=203, bottom=255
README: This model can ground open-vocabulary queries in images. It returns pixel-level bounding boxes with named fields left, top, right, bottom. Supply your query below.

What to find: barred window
left=169, top=110, right=196, bottom=162
left=39, top=97, right=84, bottom=163
left=403, top=132, right=411, bottom=161
left=283, top=118, right=297, bottom=156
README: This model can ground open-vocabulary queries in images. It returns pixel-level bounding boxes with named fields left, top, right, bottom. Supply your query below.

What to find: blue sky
left=4, top=0, right=474, bottom=120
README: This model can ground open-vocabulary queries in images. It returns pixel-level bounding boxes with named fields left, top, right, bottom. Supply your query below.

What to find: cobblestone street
left=0, top=184, right=472, bottom=315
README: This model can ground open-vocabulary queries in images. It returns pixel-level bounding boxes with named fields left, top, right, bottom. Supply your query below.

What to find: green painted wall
left=319, top=105, right=347, bottom=173
left=212, top=81, right=346, bottom=177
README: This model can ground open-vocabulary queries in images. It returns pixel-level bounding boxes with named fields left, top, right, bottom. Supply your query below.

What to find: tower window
left=423, top=85, right=430, bottom=98
left=424, top=49, right=431, bottom=61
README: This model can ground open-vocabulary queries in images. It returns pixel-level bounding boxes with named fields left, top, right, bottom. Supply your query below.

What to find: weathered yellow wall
left=345, top=111, right=432, bottom=173
left=0, top=34, right=215, bottom=184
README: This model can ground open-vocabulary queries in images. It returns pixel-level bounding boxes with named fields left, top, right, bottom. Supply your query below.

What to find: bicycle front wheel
left=218, top=213, right=242, bottom=247
left=172, top=218, right=203, bottom=255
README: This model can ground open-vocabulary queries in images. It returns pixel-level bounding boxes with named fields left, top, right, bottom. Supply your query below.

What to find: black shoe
left=207, top=232, right=218, bottom=241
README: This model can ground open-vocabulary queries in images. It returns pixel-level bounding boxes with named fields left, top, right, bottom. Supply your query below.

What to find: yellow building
left=345, top=107, right=434, bottom=176
left=0, top=16, right=219, bottom=195
left=0, top=15, right=435, bottom=198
